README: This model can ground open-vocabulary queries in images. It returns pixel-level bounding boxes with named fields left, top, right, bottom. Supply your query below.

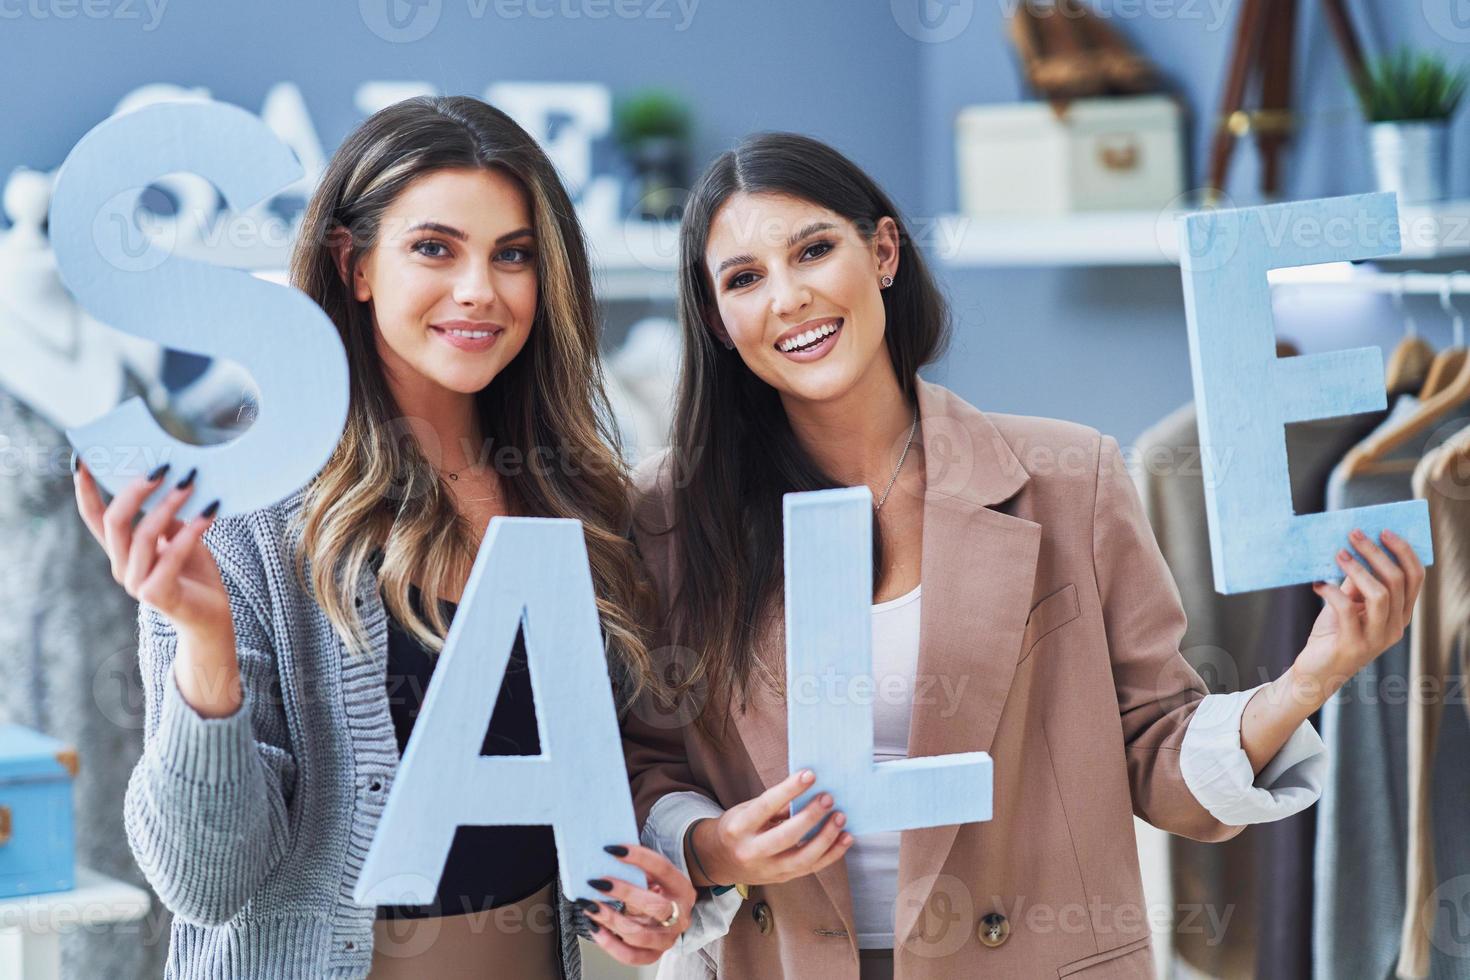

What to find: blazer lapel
left=729, top=381, right=1040, bottom=947
left=730, top=622, right=863, bottom=937
left=895, top=382, right=1040, bottom=947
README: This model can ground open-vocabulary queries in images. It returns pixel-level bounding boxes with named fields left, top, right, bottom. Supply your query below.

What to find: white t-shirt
left=847, top=583, right=921, bottom=949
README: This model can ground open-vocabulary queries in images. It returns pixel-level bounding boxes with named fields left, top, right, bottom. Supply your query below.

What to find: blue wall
left=3, top=0, right=1466, bottom=445
left=0, top=0, right=923, bottom=216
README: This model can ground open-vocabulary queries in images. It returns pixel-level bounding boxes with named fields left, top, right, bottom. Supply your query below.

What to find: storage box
left=956, top=95, right=1184, bottom=216
left=0, top=725, right=76, bottom=899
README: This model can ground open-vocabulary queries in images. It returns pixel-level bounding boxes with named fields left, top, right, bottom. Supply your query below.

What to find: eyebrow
left=712, top=221, right=838, bottom=278
left=405, top=221, right=535, bottom=245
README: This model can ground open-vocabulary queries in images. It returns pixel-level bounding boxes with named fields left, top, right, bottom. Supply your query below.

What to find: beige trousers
left=368, top=879, right=561, bottom=979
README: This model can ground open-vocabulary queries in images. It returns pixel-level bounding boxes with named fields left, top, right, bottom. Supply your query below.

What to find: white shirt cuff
left=1179, top=683, right=1328, bottom=827
left=641, top=791, right=742, bottom=954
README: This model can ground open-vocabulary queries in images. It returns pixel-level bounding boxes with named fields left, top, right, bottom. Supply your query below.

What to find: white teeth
left=443, top=328, right=493, bottom=338
left=778, top=320, right=840, bottom=353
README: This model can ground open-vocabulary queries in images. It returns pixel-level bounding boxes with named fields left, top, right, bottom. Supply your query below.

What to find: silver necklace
left=874, top=404, right=920, bottom=512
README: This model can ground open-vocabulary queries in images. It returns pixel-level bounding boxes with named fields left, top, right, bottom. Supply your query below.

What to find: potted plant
left=614, top=89, right=692, bottom=221
left=1354, top=48, right=1467, bottom=205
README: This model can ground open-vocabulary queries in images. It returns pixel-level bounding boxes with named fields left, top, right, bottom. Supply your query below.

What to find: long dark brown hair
left=287, top=95, right=656, bottom=701
left=661, top=132, right=950, bottom=732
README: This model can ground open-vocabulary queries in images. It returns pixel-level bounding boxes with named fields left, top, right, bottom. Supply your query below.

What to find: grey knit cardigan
left=123, top=485, right=587, bottom=979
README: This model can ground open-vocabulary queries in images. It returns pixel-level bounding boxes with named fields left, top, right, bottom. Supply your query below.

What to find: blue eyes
left=725, top=240, right=835, bottom=291
left=411, top=240, right=534, bottom=264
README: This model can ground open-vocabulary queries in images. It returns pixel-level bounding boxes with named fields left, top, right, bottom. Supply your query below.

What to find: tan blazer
left=623, top=380, right=1245, bottom=980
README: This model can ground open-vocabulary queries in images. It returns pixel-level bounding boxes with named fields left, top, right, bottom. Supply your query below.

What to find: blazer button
left=978, top=912, right=1010, bottom=948
left=752, top=901, right=774, bottom=935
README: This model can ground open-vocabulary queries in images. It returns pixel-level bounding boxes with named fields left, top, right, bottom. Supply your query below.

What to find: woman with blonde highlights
left=75, top=95, right=693, bottom=979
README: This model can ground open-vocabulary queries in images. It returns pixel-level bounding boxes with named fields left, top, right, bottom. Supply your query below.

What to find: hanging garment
left=1398, top=428, right=1470, bottom=979
left=1314, top=394, right=1470, bottom=980
left=604, top=316, right=680, bottom=466
left=0, top=373, right=173, bottom=979
left=1132, top=399, right=1387, bottom=980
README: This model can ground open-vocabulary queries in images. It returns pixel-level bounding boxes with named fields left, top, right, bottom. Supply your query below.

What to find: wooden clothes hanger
left=1342, top=279, right=1470, bottom=478
left=1418, top=274, right=1468, bottom=399
left=1386, top=276, right=1437, bottom=397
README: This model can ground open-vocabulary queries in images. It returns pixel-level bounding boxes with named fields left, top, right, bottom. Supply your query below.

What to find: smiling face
left=703, top=191, right=900, bottom=406
left=345, top=167, right=539, bottom=399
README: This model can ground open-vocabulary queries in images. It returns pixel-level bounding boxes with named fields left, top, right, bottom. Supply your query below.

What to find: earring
left=722, top=338, right=735, bottom=350
left=880, top=274, right=895, bottom=288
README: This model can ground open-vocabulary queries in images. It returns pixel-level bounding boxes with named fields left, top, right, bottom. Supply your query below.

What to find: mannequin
left=0, top=168, right=134, bottom=431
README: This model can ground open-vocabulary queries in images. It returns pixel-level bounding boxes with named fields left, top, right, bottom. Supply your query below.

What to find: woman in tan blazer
left=614, top=133, right=1424, bottom=980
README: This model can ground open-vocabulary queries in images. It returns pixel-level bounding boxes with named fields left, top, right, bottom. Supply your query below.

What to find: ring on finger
left=657, top=900, right=680, bottom=929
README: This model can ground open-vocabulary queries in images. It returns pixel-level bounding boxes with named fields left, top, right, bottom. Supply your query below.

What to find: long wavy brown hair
left=285, top=95, right=655, bottom=700
left=662, top=132, right=951, bottom=733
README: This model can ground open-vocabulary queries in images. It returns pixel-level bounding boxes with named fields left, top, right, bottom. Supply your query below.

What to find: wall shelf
left=932, top=198, right=1470, bottom=269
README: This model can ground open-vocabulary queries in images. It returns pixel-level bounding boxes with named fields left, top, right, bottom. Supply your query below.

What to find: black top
left=374, top=582, right=558, bottom=921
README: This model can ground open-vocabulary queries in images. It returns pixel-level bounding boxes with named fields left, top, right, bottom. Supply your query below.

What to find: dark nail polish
left=175, top=467, right=198, bottom=490
left=584, top=918, right=600, bottom=933
left=588, top=878, right=613, bottom=893
left=574, top=898, right=599, bottom=913
left=147, top=463, right=171, bottom=482
left=603, top=844, right=629, bottom=857
left=201, top=500, right=221, bottom=519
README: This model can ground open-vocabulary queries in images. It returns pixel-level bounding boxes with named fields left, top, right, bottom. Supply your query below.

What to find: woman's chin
left=769, top=358, right=865, bottom=405
left=428, top=364, right=506, bottom=395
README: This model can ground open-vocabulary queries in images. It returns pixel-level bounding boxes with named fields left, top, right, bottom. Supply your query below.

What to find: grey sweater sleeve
left=122, top=535, right=299, bottom=927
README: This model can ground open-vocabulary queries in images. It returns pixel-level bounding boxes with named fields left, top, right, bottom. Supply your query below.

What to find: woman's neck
left=384, top=368, right=485, bottom=473
left=781, top=358, right=916, bottom=493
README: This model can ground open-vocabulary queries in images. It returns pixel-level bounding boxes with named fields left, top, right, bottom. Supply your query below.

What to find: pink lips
left=430, top=323, right=503, bottom=353
left=776, top=318, right=843, bottom=362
